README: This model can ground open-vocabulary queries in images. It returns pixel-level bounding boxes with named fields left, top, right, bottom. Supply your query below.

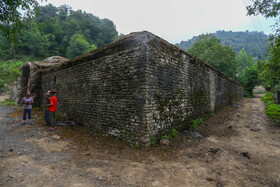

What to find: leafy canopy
left=186, top=34, right=237, bottom=78
left=0, top=3, right=119, bottom=59
left=0, top=0, right=41, bottom=43
left=247, top=0, right=280, bottom=89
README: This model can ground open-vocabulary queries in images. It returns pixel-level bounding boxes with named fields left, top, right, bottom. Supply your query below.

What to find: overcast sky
left=40, top=0, right=275, bottom=44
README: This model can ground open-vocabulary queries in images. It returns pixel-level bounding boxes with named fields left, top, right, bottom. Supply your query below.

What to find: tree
left=243, top=66, right=259, bottom=97
left=18, top=23, right=49, bottom=57
left=187, top=34, right=237, bottom=78
left=247, top=0, right=280, bottom=88
left=237, top=48, right=255, bottom=73
left=235, top=48, right=259, bottom=97
left=0, top=0, right=41, bottom=43
left=66, top=33, right=91, bottom=59
left=0, top=4, right=119, bottom=60
left=176, top=31, right=268, bottom=60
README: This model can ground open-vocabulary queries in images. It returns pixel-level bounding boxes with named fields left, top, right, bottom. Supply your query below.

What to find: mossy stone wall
left=41, top=31, right=243, bottom=146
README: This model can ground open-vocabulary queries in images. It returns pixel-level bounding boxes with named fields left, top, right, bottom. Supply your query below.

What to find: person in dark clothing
left=44, top=92, right=50, bottom=126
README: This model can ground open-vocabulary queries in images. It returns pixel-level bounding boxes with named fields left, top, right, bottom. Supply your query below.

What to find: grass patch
left=161, top=128, right=179, bottom=141
left=0, top=99, right=16, bottom=106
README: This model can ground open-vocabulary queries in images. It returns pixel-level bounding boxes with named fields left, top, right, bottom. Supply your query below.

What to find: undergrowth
left=191, top=117, right=204, bottom=129
left=261, top=92, right=280, bottom=122
left=0, top=99, right=16, bottom=106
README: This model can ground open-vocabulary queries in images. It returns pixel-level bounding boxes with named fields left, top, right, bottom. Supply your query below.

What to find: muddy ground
left=0, top=95, right=280, bottom=187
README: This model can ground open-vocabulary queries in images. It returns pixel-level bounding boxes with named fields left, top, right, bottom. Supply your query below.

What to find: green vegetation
left=161, top=128, right=179, bottom=140
left=186, top=33, right=259, bottom=97
left=161, top=134, right=172, bottom=140
left=191, top=118, right=204, bottom=129
left=261, top=92, right=273, bottom=103
left=171, top=128, right=179, bottom=137
left=134, top=144, right=140, bottom=148
left=176, top=30, right=267, bottom=60
left=261, top=92, right=280, bottom=122
left=150, top=136, right=157, bottom=146
left=247, top=1, right=280, bottom=91
left=0, top=99, right=16, bottom=106
left=186, top=34, right=237, bottom=78
left=0, top=60, right=25, bottom=92
left=0, top=0, right=40, bottom=43
left=125, top=132, right=131, bottom=137
left=0, top=4, right=120, bottom=90
left=0, top=4, right=119, bottom=60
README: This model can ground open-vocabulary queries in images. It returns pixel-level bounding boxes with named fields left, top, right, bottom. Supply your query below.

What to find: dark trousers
left=49, top=111, right=56, bottom=127
left=23, top=109, right=32, bottom=120
left=45, top=110, right=50, bottom=125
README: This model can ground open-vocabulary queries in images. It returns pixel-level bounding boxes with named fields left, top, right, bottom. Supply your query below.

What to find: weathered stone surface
left=39, top=31, right=243, bottom=146
left=10, top=56, right=68, bottom=106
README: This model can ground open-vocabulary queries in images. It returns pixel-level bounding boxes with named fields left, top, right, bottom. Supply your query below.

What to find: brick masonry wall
left=41, top=31, right=243, bottom=146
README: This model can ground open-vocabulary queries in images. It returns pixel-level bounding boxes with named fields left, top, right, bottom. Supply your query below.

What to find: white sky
left=40, top=0, right=275, bottom=44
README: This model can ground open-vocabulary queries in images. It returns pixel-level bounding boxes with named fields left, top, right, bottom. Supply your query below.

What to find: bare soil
left=1, top=95, right=280, bottom=187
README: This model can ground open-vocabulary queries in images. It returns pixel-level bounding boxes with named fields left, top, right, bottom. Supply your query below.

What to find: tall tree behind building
left=186, top=34, right=238, bottom=79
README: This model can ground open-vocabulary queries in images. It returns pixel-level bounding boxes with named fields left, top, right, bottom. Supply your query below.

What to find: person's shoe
left=21, top=122, right=25, bottom=125
left=47, top=127, right=56, bottom=131
left=28, top=121, right=32, bottom=124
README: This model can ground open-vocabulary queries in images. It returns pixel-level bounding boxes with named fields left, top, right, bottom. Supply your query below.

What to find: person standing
left=44, top=91, right=51, bottom=126
left=22, top=92, right=33, bottom=125
left=47, top=89, right=57, bottom=127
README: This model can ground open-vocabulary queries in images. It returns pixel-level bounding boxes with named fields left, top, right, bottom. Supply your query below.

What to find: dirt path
left=0, top=96, right=280, bottom=187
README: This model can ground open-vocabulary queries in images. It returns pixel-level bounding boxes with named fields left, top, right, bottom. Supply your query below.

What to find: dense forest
left=0, top=3, right=119, bottom=93
left=0, top=4, right=119, bottom=60
left=176, top=30, right=268, bottom=60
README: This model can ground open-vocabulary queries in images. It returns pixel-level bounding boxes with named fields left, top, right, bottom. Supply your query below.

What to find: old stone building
left=13, top=31, right=243, bottom=146
left=10, top=56, right=68, bottom=106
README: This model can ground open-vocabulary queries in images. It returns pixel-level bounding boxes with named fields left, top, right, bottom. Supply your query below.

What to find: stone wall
left=10, top=56, right=68, bottom=106
left=41, top=31, right=243, bottom=146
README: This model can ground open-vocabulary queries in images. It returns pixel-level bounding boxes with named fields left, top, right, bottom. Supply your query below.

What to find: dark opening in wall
left=54, top=76, right=56, bottom=85
left=19, top=64, right=30, bottom=104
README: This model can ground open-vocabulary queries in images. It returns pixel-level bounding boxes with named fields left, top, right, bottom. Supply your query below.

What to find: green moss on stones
left=190, top=89, right=209, bottom=106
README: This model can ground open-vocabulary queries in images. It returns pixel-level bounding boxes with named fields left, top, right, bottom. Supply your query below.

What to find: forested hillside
left=0, top=4, right=119, bottom=60
left=0, top=3, right=119, bottom=92
left=176, top=30, right=268, bottom=60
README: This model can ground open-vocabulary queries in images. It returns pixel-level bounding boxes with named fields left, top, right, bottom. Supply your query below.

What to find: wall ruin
left=10, top=56, right=68, bottom=106
left=41, top=31, right=243, bottom=146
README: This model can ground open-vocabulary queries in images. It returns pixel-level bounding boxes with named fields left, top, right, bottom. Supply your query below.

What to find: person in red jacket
left=47, top=89, right=58, bottom=127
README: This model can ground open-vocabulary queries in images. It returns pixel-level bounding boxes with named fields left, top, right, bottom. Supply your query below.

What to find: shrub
left=266, top=103, right=280, bottom=120
left=261, top=92, right=273, bottom=103
left=171, top=128, right=179, bottom=137
left=191, top=118, right=203, bottom=129
left=261, top=92, right=280, bottom=122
